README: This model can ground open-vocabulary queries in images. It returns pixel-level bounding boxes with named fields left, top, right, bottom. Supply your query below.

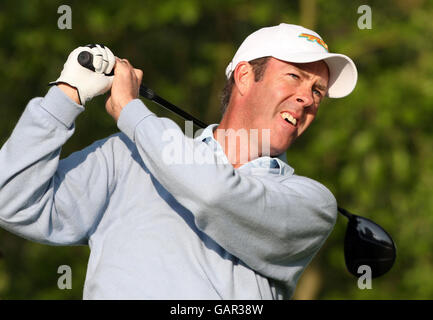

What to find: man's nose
left=295, top=86, right=314, bottom=108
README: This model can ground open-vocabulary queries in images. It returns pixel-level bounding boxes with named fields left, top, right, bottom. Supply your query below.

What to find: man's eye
left=313, top=89, right=322, bottom=97
left=289, top=73, right=300, bottom=79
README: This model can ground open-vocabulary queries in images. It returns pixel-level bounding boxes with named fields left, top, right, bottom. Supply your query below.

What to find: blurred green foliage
left=0, top=0, right=432, bottom=299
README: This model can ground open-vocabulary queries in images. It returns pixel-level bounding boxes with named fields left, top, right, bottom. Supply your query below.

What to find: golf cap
left=225, top=23, right=358, bottom=98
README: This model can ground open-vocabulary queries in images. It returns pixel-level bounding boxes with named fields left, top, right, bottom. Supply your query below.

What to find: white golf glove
left=50, top=44, right=116, bottom=105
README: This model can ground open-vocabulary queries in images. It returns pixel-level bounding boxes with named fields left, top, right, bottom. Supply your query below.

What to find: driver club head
left=339, top=207, right=396, bottom=278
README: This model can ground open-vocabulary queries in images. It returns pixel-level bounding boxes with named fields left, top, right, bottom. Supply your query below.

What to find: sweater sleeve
left=0, top=87, right=115, bottom=245
left=117, top=99, right=337, bottom=281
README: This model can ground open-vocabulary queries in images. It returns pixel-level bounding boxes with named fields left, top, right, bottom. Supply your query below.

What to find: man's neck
left=214, top=118, right=264, bottom=169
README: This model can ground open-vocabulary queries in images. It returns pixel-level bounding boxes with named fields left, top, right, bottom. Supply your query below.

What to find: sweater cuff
left=39, top=86, right=85, bottom=128
left=117, top=99, right=155, bottom=142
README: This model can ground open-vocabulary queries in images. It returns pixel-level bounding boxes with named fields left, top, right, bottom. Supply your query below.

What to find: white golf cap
left=225, top=23, right=358, bottom=98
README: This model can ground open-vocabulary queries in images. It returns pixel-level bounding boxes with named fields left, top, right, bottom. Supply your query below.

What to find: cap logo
left=298, top=33, right=329, bottom=51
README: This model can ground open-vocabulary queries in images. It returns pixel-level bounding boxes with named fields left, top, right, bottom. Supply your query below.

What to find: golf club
left=78, top=51, right=397, bottom=278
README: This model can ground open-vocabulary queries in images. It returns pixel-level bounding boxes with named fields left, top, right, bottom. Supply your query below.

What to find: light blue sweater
left=0, top=86, right=337, bottom=299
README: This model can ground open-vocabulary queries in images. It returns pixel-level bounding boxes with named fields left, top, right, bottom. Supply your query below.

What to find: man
left=0, top=23, right=357, bottom=299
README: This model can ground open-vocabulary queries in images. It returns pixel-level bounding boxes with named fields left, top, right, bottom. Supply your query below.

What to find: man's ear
left=233, top=61, right=254, bottom=96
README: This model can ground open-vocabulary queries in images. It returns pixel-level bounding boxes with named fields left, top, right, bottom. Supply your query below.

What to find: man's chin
left=270, top=143, right=293, bottom=157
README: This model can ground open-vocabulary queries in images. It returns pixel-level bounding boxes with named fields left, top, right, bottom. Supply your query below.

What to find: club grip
left=77, top=50, right=114, bottom=76
left=77, top=51, right=95, bottom=71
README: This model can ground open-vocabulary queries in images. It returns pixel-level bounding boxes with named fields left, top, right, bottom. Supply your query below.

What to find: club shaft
left=337, top=206, right=353, bottom=219
left=139, top=85, right=208, bottom=129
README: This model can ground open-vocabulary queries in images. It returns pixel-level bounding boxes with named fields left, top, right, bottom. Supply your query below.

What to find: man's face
left=243, top=58, right=329, bottom=156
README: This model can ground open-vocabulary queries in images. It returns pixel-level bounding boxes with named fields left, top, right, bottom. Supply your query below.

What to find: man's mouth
left=280, top=112, right=297, bottom=126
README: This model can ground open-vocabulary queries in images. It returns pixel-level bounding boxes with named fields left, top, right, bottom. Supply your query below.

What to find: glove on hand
left=50, top=44, right=115, bottom=105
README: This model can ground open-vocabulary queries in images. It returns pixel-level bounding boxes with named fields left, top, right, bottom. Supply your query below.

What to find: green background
left=0, top=0, right=432, bottom=299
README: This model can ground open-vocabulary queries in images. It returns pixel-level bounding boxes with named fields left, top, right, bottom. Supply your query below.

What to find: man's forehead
left=269, top=58, right=329, bottom=86
left=288, top=60, right=329, bottom=77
